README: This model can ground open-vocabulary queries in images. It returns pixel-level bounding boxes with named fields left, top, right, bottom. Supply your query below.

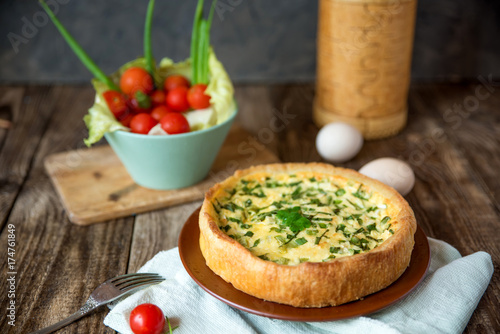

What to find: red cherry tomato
left=129, top=303, right=165, bottom=334
left=187, top=84, right=211, bottom=110
left=163, top=75, right=190, bottom=92
left=150, top=105, right=172, bottom=122
left=166, top=86, right=190, bottom=112
left=150, top=90, right=166, bottom=106
left=120, top=67, right=154, bottom=96
left=130, top=113, right=158, bottom=134
left=160, top=113, right=190, bottom=134
left=128, top=93, right=152, bottom=114
left=103, top=90, right=129, bottom=119
left=119, top=113, right=134, bottom=127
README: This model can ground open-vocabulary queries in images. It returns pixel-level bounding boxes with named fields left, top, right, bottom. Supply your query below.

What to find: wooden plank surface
left=0, top=86, right=55, bottom=230
left=408, top=83, right=500, bottom=330
left=0, top=83, right=498, bottom=334
left=0, top=86, right=133, bottom=333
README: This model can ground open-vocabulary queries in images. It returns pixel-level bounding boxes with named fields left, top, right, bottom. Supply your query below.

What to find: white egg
left=359, top=158, right=415, bottom=196
left=316, top=122, right=363, bottom=163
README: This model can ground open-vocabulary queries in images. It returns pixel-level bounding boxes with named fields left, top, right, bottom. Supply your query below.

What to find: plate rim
left=178, top=207, right=430, bottom=322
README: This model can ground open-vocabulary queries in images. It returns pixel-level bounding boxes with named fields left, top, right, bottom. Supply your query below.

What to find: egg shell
left=316, top=122, right=364, bottom=163
left=359, top=158, right=415, bottom=196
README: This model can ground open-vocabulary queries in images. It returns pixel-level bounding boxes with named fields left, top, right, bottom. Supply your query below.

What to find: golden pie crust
left=199, top=163, right=417, bottom=307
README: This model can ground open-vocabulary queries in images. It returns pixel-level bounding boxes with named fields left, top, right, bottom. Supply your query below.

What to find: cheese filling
left=211, top=172, right=395, bottom=266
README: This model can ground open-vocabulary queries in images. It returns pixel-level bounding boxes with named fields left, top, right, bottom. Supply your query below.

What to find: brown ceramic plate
left=178, top=208, right=430, bottom=322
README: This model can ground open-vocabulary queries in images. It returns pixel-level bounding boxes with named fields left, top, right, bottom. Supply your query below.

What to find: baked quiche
left=199, top=163, right=416, bottom=307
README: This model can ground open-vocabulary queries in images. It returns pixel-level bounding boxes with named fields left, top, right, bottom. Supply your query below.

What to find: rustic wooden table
left=0, top=83, right=498, bottom=333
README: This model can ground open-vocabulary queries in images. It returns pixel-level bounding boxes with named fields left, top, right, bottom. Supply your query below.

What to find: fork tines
left=111, top=273, right=165, bottom=291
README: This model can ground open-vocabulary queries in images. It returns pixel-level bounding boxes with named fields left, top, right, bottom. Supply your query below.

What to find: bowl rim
left=105, top=106, right=238, bottom=140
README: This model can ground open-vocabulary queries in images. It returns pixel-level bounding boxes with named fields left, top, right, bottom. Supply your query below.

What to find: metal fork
left=30, top=272, right=165, bottom=334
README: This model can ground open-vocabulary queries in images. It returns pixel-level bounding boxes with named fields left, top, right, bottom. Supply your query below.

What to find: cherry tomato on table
left=187, top=83, right=211, bottom=110
left=163, top=74, right=190, bottom=92
left=120, top=67, right=154, bottom=96
left=166, top=86, right=190, bottom=112
left=129, top=113, right=158, bottom=134
left=160, top=112, right=190, bottom=134
left=129, top=303, right=165, bottom=334
left=150, top=105, right=172, bottom=122
left=150, top=90, right=166, bottom=106
left=103, top=90, right=129, bottom=119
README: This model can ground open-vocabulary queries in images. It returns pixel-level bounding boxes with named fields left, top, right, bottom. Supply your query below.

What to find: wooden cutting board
left=44, top=124, right=279, bottom=225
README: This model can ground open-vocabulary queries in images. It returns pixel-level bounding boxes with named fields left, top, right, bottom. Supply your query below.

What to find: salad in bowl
left=41, top=0, right=237, bottom=190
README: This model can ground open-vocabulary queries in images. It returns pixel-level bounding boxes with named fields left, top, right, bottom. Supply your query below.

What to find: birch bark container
left=314, top=0, right=417, bottom=139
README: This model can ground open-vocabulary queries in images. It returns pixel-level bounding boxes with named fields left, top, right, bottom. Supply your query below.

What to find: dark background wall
left=1, top=0, right=499, bottom=84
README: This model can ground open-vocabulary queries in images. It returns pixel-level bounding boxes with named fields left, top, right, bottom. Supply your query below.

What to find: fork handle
left=29, top=297, right=101, bottom=334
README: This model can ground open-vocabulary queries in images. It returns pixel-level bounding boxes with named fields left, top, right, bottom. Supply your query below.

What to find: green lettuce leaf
left=83, top=94, right=129, bottom=147
left=157, top=58, right=192, bottom=82
left=205, top=48, right=235, bottom=125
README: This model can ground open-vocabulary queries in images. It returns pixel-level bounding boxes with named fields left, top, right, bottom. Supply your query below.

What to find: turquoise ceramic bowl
left=104, top=110, right=237, bottom=190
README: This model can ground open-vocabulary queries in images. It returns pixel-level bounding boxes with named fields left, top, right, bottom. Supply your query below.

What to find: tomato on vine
left=150, top=90, right=166, bottom=106
left=130, top=113, right=158, bottom=134
left=160, top=113, right=190, bottom=134
left=103, top=90, right=129, bottom=119
left=128, top=91, right=152, bottom=114
left=166, top=86, right=190, bottom=112
left=163, top=75, right=190, bottom=92
left=119, top=113, right=134, bottom=127
left=187, top=83, right=211, bottom=109
left=150, top=105, right=172, bottom=122
left=120, top=67, right=154, bottom=96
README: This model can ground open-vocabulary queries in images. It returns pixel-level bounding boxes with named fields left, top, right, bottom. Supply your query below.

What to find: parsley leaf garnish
left=315, top=229, right=329, bottom=245
left=251, top=239, right=261, bottom=248
left=352, top=184, right=369, bottom=201
left=295, top=237, right=308, bottom=245
left=381, top=216, right=391, bottom=224
left=335, top=189, right=346, bottom=196
left=291, top=187, right=303, bottom=199
left=276, top=207, right=311, bottom=232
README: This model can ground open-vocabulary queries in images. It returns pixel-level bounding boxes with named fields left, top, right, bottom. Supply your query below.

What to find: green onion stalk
left=39, top=0, right=120, bottom=91
left=191, top=0, right=217, bottom=85
left=144, top=0, right=156, bottom=76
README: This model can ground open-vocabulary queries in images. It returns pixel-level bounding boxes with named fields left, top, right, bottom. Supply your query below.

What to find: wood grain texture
left=407, top=83, right=500, bottom=332
left=0, top=86, right=134, bottom=334
left=44, top=124, right=279, bottom=225
left=128, top=201, right=202, bottom=274
left=314, top=0, right=416, bottom=139
left=0, top=86, right=54, bottom=230
left=0, top=84, right=498, bottom=333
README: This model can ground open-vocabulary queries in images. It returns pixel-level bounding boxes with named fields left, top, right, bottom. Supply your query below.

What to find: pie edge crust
left=199, top=162, right=417, bottom=308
